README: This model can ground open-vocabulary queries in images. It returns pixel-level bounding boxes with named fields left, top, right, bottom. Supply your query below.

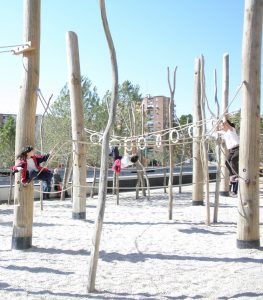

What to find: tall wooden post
left=60, top=154, right=72, bottom=201
left=213, top=69, right=221, bottom=223
left=220, top=53, right=230, bottom=196
left=192, top=57, right=204, bottom=206
left=87, top=0, right=118, bottom=292
left=237, top=0, right=263, bottom=249
left=12, top=0, right=41, bottom=250
left=8, top=173, right=14, bottom=205
left=167, top=66, right=177, bottom=220
left=66, top=31, right=87, bottom=219
left=200, top=55, right=210, bottom=225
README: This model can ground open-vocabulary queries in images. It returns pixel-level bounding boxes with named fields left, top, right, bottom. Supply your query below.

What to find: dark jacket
left=109, top=146, right=122, bottom=161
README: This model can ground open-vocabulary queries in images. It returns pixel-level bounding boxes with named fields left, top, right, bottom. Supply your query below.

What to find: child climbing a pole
left=11, top=145, right=53, bottom=199
left=219, top=118, right=239, bottom=195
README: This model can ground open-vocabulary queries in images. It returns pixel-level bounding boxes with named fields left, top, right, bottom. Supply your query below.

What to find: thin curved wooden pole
left=87, top=0, right=119, bottom=292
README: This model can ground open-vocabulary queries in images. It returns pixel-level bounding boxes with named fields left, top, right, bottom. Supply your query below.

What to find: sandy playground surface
left=0, top=182, right=263, bottom=300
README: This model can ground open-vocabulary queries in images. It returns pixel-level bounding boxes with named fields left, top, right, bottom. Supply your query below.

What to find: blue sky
left=0, top=1, right=256, bottom=118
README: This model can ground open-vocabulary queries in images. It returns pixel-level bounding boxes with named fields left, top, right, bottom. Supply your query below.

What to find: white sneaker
left=229, top=191, right=238, bottom=197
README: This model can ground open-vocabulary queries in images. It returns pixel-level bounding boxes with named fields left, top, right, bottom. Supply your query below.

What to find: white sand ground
left=0, top=183, right=263, bottom=300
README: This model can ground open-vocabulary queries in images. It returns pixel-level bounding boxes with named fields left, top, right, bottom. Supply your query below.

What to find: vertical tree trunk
left=12, top=0, right=40, bottom=250
left=237, top=0, right=263, bottom=249
left=66, top=31, right=87, bottom=219
left=130, top=103, right=145, bottom=197
left=139, top=103, right=149, bottom=198
left=8, top=172, right=14, bottom=205
left=192, top=57, right=204, bottom=206
left=163, top=162, right=167, bottom=193
left=135, top=160, right=150, bottom=200
left=200, top=55, right=210, bottom=226
left=167, top=67, right=177, bottom=220
left=39, top=93, right=52, bottom=207
left=112, top=171, right=116, bottom=195
left=116, top=173, right=119, bottom=205
left=220, top=53, right=230, bottom=196
left=87, top=0, right=118, bottom=292
left=213, top=69, right=221, bottom=223
left=60, top=154, right=72, bottom=201
left=178, top=120, right=187, bottom=194
left=90, top=166, right=96, bottom=198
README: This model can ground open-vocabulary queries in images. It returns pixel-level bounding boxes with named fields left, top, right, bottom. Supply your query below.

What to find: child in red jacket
left=12, top=145, right=53, bottom=199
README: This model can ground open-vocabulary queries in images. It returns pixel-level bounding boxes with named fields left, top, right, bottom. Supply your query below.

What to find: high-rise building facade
left=142, top=95, right=171, bottom=133
left=0, top=113, right=42, bottom=141
left=142, top=95, right=171, bottom=164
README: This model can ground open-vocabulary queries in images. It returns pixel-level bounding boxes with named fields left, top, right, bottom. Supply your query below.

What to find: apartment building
left=142, top=95, right=171, bottom=133
left=0, top=113, right=42, bottom=140
left=0, top=113, right=17, bottom=125
left=142, top=95, right=171, bottom=163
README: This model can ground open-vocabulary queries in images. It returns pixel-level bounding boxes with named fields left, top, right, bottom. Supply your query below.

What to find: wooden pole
left=39, top=94, right=52, bottom=206
left=135, top=161, right=150, bottom=200
left=192, top=57, right=204, bottom=206
left=60, top=154, right=72, bottom=201
left=167, top=66, right=177, bottom=220
left=220, top=53, right=230, bottom=196
left=90, top=166, right=96, bottom=198
left=141, top=103, right=145, bottom=166
left=163, top=163, right=167, bottom=193
left=116, top=173, right=119, bottom=205
left=237, top=0, right=263, bottom=249
left=178, top=118, right=188, bottom=194
left=139, top=103, right=150, bottom=199
left=130, top=103, right=145, bottom=198
left=135, top=166, right=145, bottom=199
left=213, top=69, right=221, bottom=223
left=12, top=0, right=40, bottom=250
left=200, top=55, right=210, bottom=225
left=39, top=116, right=44, bottom=209
left=66, top=31, right=87, bottom=219
left=87, top=0, right=118, bottom=292
left=8, top=172, right=14, bottom=205
left=112, top=171, right=116, bottom=195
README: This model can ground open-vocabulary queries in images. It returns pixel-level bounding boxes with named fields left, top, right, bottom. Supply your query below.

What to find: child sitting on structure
left=11, top=145, right=53, bottom=199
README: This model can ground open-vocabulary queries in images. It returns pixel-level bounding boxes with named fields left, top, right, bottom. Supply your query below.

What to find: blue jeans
left=28, top=170, right=53, bottom=192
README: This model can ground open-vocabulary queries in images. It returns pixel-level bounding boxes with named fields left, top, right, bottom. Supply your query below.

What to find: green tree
left=40, top=83, right=72, bottom=168
left=0, top=116, right=16, bottom=168
left=114, top=80, right=143, bottom=138
left=229, top=111, right=241, bottom=131
left=178, top=114, right=193, bottom=125
left=173, top=114, right=193, bottom=163
left=40, top=76, right=108, bottom=167
left=41, top=78, right=144, bottom=166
